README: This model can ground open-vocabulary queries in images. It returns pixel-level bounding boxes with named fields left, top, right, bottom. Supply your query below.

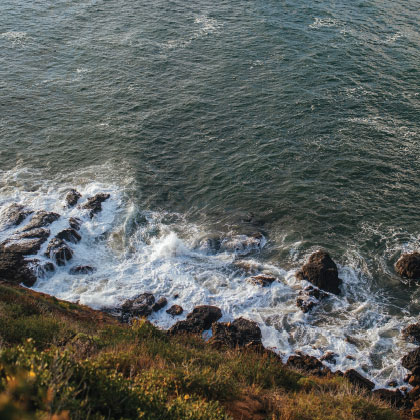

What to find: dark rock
left=56, top=228, right=81, bottom=244
left=0, top=250, right=37, bottom=287
left=26, top=259, right=55, bottom=277
left=21, top=211, right=60, bottom=232
left=296, top=250, right=341, bottom=295
left=409, top=375, right=420, bottom=387
left=247, top=274, right=276, bottom=287
left=152, top=297, right=168, bottom=312
left=0, top=203, right=32, bottom=227
left=69, top=265, right=96, bottom=275
left=1, top=228, right=50, bottom=256
left=409, top=385, right=420, bottom=401
left=403, top=323, right=420, bottom=344
left=166, top=304, right=183, bottom=316
left=69, top=217, right=82, bottom=231
left=402, top=348, right=420, bottom=372
left=395, top=252, right=420, bottom=280
left=168, top=305, right=222, bottom=335
left=344, top=369, right=375, bottom=391
left=65, top=189, right=81, bottom=207
left=387, top=380, right=398, bottom=387
left=372, top=389, right=406, bottom=408
left=346, top=355, right=356, bottom=361
left=297, top=285, right=327, bottom=313
left=45, top=238, right=73, bottom=266
left=286, top=353, right=331, bottom=377
left=121, top=293, right=155, bottom=320
left=320, top=351, right=337, bottom=365
left=209, top=317, right=262, bottom=348
left=81, top=193, right=110, bottom=218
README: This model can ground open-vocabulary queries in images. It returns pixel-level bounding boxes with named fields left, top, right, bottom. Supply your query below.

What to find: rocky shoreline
left=1, top=190, right=420, bottom=415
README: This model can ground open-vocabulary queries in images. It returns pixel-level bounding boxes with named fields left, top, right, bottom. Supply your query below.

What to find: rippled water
left=1, top=0, right=419, bottom=387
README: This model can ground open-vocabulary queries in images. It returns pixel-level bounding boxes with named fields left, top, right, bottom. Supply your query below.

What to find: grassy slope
left=0, top=281, right=406, bottom=420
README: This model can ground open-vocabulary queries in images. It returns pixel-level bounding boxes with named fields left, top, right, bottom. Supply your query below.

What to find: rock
left=21, top=211, right=60, bottom=232
left=81, top=193, right=110, bottom=218
left=344, top=369, right=375, bottom=391
left=69, top=217, right=82, bottom=231
left=45, top=238, right=73, bottom=266
left=166, top=304, right=183, bottom=316
left=320, top=351, right=337, bottom=365
left=395, top=252, right=420, bottom=280
left=56, top=228, right=81, bottom=244
left=0, top=203, right=32, bottom=227
left=387, top=380, right=398, bottom=387
left=26, top=259, right=55, bottom=277
left=372, top=389, right=406, bottom=408
left=346, top=355, right=356, bottom=361
left=286, top=353, right=331, bottom=377
left=121, top=293, right=155, bottom=320
left=403, top=323, right=420, bottom=344
left=402, top=348, right=420, bottom=372
left=69, top=265, right=96, bottom=275
left=247, top=274, right=276, bottom=287
left=65, top=189, right=81, bottom=207
left=296, top=250, right=341, bottom=295
left=1, top=228, right=50, bottom=256
left=197, top=236, right=222, bottom=254
left=152, top=297, right=167, bottom=312
left=0, top=250, right=37, bottom=287
left=297, top=285, right=327, bottom=313
left=409, top=375, right=420, bottom=387
left=209, top=317, right=262, bottom=348
left=168, top=305, right=222, bottom=335
left=409, top=385, right=420, bottom=401
left=220, top=233, right=264, bottom=256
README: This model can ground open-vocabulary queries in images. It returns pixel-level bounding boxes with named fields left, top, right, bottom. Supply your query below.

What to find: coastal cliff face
left=0, top=281, right=408, bottom=420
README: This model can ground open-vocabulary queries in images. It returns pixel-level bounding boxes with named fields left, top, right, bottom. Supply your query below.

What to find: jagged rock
left=1, top=228, right=50, bottom=256
left=21, top=211, right=60, bottom=232
left=81, top=193, right=110, bottom=218
left=296, top=285, right=327, bottom=313
left=0, top=250, right=37, bottom=287
left=0, top=203, right=32, bottom=227
left=396, top=252, right=420, bottom=280
left=247, top=274, right=276, bottom=287
left=168, top=305, right=222, bottom=335
left=166, top=304, right=183, bottom=316
left=121, top=293, right=155, bottom=320
left=320, top=351, right=337, bottom=365
left=45, top=238, right=73, bottom=266
left=69, top=265, right=96, bottom=275
left=56, top=228, right=81, bottom=244
left=402, top=348, right=420, bottom=372
left=26, top=259, right=55, bottom=277
left=403, top=323, right=420, bottom=344
left=152, top=297, right=167, bottom=312
left=65, top=189, right=81, bottom=207
left=344, top=369, right=375, bottom=391
left=209, top=317, right=262, bottom=348
left=296, top=250, right=341, bottom=295
left=372, top=389, right=407, bottom=408
left=286, top=353, right=331, bottom=377
left=69, top=217, right=82, bottom=231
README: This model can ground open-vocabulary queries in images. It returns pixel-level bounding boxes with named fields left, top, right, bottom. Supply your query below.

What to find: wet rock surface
left=121, top=293, right=156, bottom=321
left=296, top=285, right=327, bottom=313
left=209, top=317, right=262, bottom=348
left=69, top=217, right=82, bottom=231
left=166, top=304, right=183, bottom=316
left=169, top=305, right=222, bottom=335
left=1, top=228, right=50, bottom=256
left=286, top=353, right=331, bottom=377
left=403, top=323, right=420, bottom=344
left=65, top=189, right=81, bottom=207
left=296, top=250, right=342, bottom=295
left=81, top=193, right=110, bottom=218
left=152, top=297, right=167, bottom=312
left=45, top=238, right=73, bottom=266
left=0, top=251, right=37, bottom=287
left=343, top=369, right=375, bottom=391
left=320, top=351, right=337, bottom=365
left=395, top=252, right=420, bottom=280
left=247, top=274, right=276, bottom=287
left=56, top=228, right=81, bottom=244
left=21, top=211, right=60, bottom=232
left=69, top=265, right=96, bottom=275
left=0, top=203, right=32, bottom=227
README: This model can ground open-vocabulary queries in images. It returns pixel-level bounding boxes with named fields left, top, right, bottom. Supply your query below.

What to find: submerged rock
left=65, top=189, right=81, bottom=207
left=169, top=305, right=222, bottom=335
left=21, top=211, right=60, bottom=232
left=69, top=265, right=96, bottom=275
left=344, top=369, right=375, bottom=391
left=395, top=252, right=420, bottom=280
left=247, top=274, right=276, bottom=287
left=286, top=353, right=331, bottom=377
left=0, top=203, right=32, bottom=227
left=56, top=228, right=81, bottom=244
left=296, top=285, right=327, bottom=313
left=81, top=193, right=110, bottom=218
left=209, top=317, right=262, bottom=348
left=296, top=250, right=341, bottom=295
left=45, top=238, right=73, bottom=266
left=152, top=297, right=167, bottom=312
left=166, top=304, right=183, bottom=316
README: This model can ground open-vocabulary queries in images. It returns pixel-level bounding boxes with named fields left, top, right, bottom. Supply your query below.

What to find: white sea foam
left=0, top=166, right=417, bottom=388
left=1, top=31, right=29, bottom=46
left=309, top=18, right=339, bottom=29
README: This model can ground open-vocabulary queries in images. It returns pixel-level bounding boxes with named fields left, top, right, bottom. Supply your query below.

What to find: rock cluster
left=168, top=305, right=222, bottom=335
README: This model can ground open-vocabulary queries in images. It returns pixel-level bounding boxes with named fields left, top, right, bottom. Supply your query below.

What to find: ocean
left=1, top=0, right=419, bottom=387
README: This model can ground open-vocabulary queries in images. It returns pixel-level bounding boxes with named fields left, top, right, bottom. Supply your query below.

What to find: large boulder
left=402, top=348, right=420, bottom=372
left=209, top=317, right=262, bottom=348
left=0, top=250, right=37, bottom=287
left=65, top=189, right=81, bottom=207
left=21, top=211, right=60, bottom=232
left=395, top=252, right=420, bottom=280
left=121, top=293, right=155, bottom=321
left=81, top=193, right=110, bottom=218
left=1, top=228, right=50, bottom=256
left=45, top=238, right=73, bottom=266
left=0, top=203, right=32, bottom=228
left=286, top=353, right=331, bottom=377
left=166, top=304, right=183, bottom=316
left=168, top=305, right=222, bottom=335
left=296, top=250, right=341, bottom=295
left=344, top=369, right=375, bottom=391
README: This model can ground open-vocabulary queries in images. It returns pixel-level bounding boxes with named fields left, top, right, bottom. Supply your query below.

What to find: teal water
left=0, top=0, right=419, bottom=386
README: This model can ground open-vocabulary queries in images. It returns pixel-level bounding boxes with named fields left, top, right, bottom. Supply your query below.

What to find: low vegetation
left=0, top=282, right=406, bottom=419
